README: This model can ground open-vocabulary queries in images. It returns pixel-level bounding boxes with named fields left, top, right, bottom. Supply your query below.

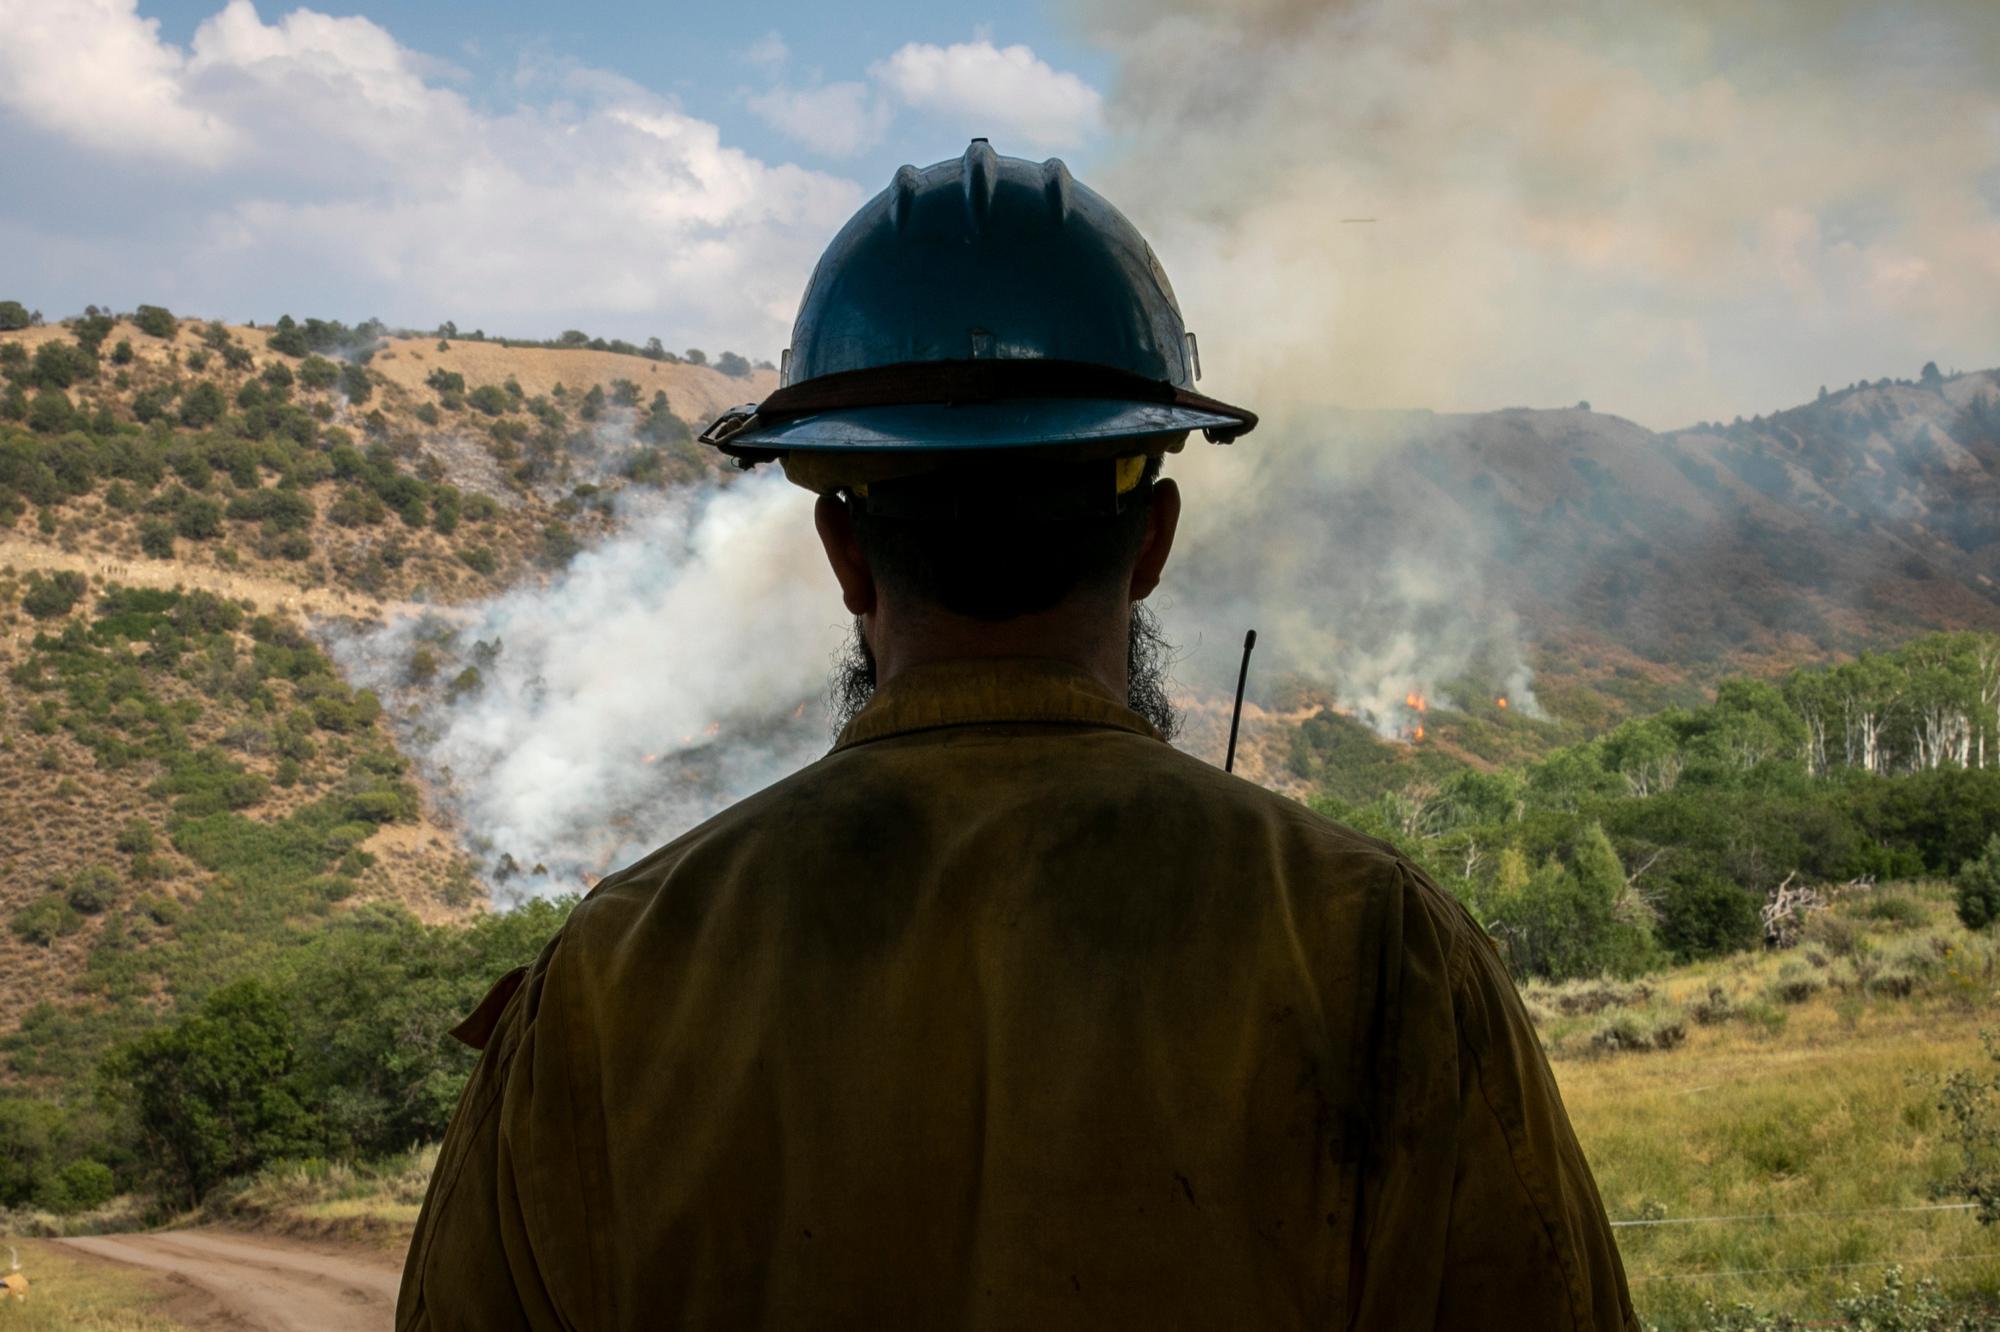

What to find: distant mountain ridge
left=1223, top=368, right=2000, bottom=709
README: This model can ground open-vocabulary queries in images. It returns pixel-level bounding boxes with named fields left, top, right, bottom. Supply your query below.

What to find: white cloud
left=0, top=0, right=865, bottom=354
left=746, top=81, right=891, bottom=158
left=743, top=30, right=790, bottom=71
left=743, top=35, right=1103, bottom=160
left=869, top=39, right=1102, bottom=152
left=0, top=0, right=237, bottom=164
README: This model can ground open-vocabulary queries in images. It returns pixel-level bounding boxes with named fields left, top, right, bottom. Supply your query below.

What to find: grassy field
left=202, top=1146, right=434, bottom=1249
left=0, top=1240, right=184, bottom=1331
left=1541, top=882, right=2000, bottom=1327
left=7, top=886, right=1993, bottom=1330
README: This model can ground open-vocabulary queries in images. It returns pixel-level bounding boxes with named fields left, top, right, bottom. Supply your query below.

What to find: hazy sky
left=2, top=0, right=1996, bottom=428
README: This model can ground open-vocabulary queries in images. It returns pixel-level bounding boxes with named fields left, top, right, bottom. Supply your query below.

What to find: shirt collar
left=834, top=657, right=1161, bottom=750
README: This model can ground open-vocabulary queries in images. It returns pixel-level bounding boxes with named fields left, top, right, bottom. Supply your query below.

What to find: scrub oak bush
left=1956, top=834, right=2000, bottom=932
left=133, top=304, right=177, bottom=339
left=21, top=569, right=86, bottom=618
left=339, top=362, right=372, bottom=404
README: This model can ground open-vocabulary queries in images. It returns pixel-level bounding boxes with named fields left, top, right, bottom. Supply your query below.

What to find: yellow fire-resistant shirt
left=398, top=658, right=1636, bottom=1330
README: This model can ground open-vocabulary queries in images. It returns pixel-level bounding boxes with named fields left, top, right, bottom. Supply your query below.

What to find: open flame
left=1405, top=691, right=1428, bottom=713
left=1412, top=724, right=1426, bottom=742
left=1496, top=696, right=1509, bottom=710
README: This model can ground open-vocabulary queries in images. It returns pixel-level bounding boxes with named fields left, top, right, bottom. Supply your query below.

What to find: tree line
left=1315, top=631, right=2000, bottom=982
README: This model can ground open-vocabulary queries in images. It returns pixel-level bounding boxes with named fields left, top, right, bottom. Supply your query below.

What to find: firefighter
left=399, top=141, right=1636, bottom=1330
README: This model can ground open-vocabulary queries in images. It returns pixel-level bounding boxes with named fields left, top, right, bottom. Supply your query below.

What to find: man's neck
left=865, top=594, right=1131, bottom=700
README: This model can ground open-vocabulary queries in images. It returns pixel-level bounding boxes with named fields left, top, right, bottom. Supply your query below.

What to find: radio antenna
left=1224, top=629, right=1258, bottom=774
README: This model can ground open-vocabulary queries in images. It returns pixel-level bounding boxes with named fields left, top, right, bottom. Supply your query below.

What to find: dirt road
left=59, top=1228, right=404, bottom=1331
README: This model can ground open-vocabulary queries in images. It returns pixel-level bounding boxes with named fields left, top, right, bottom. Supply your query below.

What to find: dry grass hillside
left=0, top=567, right=476, bottom=1063
left=0, top=314, right=774, bottom=607
left=0, top=309, right=774, bottom=1054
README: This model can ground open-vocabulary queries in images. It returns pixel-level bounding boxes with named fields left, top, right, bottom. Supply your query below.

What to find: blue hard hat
left=701, top=140, right=1257, bottom=463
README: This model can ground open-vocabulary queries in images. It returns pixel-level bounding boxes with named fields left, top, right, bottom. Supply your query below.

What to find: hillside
left=1, top=314, right=773, bottom=602
left=1205, top=366, right=2000, bottom=791
left=5, top=309, right=2000, bottom=1327
left=4, top=303, right=1997, bottom=1038
left=0, top=308, right=776, bottom=1056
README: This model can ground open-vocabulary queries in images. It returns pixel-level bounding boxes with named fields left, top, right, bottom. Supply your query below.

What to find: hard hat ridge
left=701, top=140, right=1257, bottom=470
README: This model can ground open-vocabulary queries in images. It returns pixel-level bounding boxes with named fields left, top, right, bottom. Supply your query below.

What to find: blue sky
left=127, top=0, right=1116, bottom=182
left=2, top=0, right=1996, bottom=429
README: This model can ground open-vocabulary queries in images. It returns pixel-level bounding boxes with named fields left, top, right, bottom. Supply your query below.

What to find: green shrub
left=0, top=299, right=31, bottom=330
left=1585, top=1007, right=1686, bottom=1055
left=65, top=865, right=120, bottom=915
left=1488, top=825, right=1659, bottom=981
left=0, top=1098, right=65, bottom=1207
left=180, top=379, right=226, bottom=427
left=30, top=340, right=96, bottom=389
left=1768, top=964, right=1824, bottom=1004
left=116, top=817, right=157, bottom=856
left=328, top=488, right=386, bottom=527
left=342, top=786, right=414, bottom=824
left=268, top=316, right=307, bottom=357
left=110, top=338, right=134, bottom=365
left=1956, top=834, right=2000, bottom=931
left=225, top=486, right=314, bottom=532
left=459, top=545, right=497, bottom=575
left=104, top=979, right=316, bottom=1206
left=133, top=305, right=177, bottom=339
left=1848, top=892, right=1925, bottom=929
left=11, top=895, right=83, bottom=946
left=297, top=354, right=338, bottom=390
left=139, top=516, right=175, bottom=558
left=339, top=362, right=372, bottom=404
left=22, top=569, right=87, bottom=618
left=131, top=384, right=175, bottom=423
left=49, top=1158, right=116, bottom=1213
left=175, top=494, right=224, bottom=540
left=425, top=368, right=465, bottom=395
left=467, top=383, right=510, bottom=416
left=28, top=387, right=78, bottom=433
left=1688, top=984, right=1734, bottom=1024
left=541, top=519, right=581, bottom=568
left=307, top=684, right=382, bottom=733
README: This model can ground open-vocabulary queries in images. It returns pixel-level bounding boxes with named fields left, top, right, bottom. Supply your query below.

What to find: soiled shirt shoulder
left=401, top=660, right=1635, bottom=1331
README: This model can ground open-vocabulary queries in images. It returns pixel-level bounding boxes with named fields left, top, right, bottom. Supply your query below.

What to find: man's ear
left=815, top=494, right=877, bottom=616
left=1129, top=478, right=1180, bottom=602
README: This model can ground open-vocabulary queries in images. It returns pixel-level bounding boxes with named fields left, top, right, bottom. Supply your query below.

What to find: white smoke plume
left=1081, top=0, right=1999, bottom=734
left=1159, top=410, right=1542, bottom=739
left=332, top=473, right=845, bottom=898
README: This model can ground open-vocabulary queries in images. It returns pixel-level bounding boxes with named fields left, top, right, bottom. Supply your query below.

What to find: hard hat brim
left=716, top=397, right=1240, bottom=454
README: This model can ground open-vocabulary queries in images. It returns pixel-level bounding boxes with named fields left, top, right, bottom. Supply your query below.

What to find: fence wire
left=1615, top=1199, right=1998, bottom=1287
left=1612, top=1202, right=1979, bottom=1229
